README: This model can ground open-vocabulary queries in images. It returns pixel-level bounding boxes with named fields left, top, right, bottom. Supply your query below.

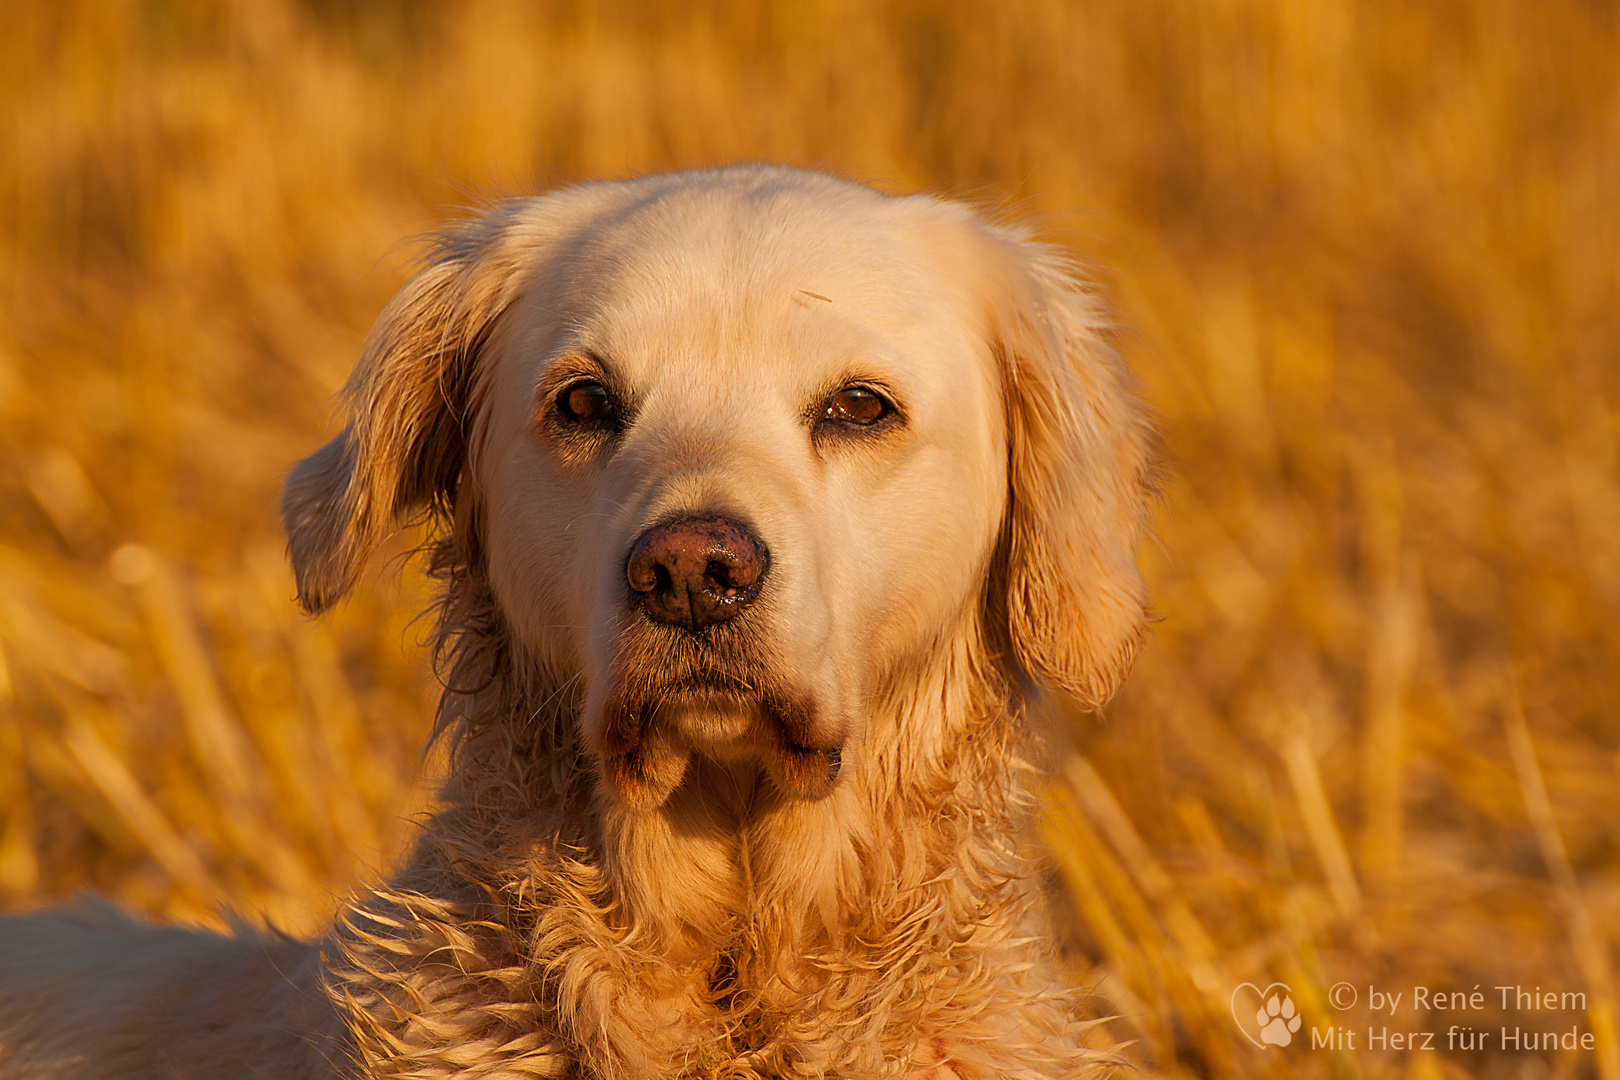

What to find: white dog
left=0, top=165, right=1152, bottom=1079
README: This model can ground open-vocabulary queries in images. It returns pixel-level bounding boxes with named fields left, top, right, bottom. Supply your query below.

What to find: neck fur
left=323, top=562, right=1088, bottom=1080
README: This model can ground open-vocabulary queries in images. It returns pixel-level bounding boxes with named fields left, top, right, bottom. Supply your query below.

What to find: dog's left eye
left=820, top=386, right=894, bottom=428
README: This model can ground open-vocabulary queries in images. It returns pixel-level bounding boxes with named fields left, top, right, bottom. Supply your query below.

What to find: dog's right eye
left=557, top=380, right=618, bottom=429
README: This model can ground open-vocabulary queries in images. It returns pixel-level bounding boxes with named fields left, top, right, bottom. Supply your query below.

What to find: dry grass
left=1, top=2, right=1616, bottom=1077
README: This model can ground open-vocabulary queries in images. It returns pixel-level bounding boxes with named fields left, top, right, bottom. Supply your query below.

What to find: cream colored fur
left=0, top=165, right=1153, bottom=1080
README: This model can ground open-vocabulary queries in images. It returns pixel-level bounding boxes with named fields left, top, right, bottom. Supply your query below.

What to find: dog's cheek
left=864, top=449, right=1004, bottom=671
left=483, top=457, right=602, bottom=676
left=488, top=537, right=583, bottom=671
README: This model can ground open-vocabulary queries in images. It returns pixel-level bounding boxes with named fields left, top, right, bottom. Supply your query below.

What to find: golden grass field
left=1, top=2, right=1616, bottom=1077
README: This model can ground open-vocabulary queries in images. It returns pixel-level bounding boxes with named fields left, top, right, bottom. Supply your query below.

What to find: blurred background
left=1, top=2, right=1616, bottom=1077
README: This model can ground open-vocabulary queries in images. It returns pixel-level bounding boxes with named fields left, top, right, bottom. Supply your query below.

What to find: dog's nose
left=626, top=516, right=768, bottom=632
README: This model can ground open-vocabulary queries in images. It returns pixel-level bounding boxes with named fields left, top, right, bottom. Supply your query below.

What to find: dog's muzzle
left=591, top=514, right=845, bottom=809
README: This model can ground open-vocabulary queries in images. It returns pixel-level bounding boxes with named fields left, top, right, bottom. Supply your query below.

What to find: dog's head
left=283, top=166, right=1152, bottom=810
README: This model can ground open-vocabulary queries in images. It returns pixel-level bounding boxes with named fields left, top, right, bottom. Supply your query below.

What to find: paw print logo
left=1230, top=982, right=1305, bottom=1049
left=1257, top=991, right=1303, bottom=1046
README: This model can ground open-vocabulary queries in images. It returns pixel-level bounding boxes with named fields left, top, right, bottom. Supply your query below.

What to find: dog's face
left=282, top=167, right=1152, bottom=811
left=478, top=185, right=1009, bottom=805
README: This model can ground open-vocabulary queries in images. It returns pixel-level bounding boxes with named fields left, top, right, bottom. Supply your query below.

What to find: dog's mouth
left=589, top=669, right=845, bottom=810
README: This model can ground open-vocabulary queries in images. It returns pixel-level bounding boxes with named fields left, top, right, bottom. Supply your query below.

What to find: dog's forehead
left=545, top=182, right=986, bottom=392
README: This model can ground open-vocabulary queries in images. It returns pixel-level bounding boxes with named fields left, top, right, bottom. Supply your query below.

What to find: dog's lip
left=653, top=678, right=763, bottom=721
left=589, top=676, right=758, bottom=753
left=588, top=667, right=848, bottom=805
left=665, top=673, right=751, bottom=695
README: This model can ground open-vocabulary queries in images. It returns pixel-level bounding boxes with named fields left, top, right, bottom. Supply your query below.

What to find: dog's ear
left=983, top=229, right=1155, bottom=709
left=282, top=206, right=530, bottom=614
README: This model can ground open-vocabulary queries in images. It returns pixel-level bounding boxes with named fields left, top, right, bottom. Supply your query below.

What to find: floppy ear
left=984, top=230, right=1155, bottom=709
left=282, top=205, right=530, bottom=614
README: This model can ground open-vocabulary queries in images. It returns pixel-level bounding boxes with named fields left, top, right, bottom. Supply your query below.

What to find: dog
left=0, top=165, right=1153, bottom=1079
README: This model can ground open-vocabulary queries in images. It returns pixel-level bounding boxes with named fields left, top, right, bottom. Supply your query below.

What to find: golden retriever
left=0, top=165, right=1152, bottom=1080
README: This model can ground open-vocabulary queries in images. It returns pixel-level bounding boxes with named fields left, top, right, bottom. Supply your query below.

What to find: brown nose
left=625, top=516, right=769, bottom=632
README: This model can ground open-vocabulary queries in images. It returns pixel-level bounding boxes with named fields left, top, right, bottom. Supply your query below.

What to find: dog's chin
left=588, top=680, right=846, bottom=811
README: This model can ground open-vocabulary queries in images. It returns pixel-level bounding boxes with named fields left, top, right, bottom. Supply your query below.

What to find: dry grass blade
left=1280, top=730, right=1362, bottom=921
left=59, top=717, right=222, bottom=909
left=1065, top=757, right=1222, bottom=992
left=1502, top=679, right=1620, bottom=1080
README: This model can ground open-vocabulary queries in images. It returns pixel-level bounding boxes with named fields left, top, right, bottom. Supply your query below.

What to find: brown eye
left=558, top=380, right=616, bottom=428
left=823, top=386, right=891, bottom=427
